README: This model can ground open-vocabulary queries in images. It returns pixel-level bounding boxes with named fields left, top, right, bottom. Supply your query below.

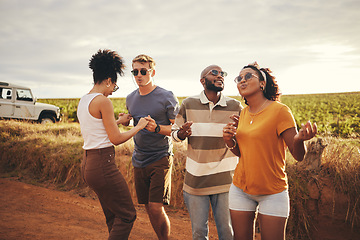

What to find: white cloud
left=0, top=0, right=359, bottom=98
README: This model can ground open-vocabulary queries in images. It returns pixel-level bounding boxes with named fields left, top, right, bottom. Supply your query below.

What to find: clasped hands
left=116, top=113, right=160, bottom=132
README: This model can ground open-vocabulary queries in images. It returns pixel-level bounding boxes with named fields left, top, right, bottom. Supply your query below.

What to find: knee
left=121, top=206, right=137, bottom=224
left=190, top=218, right=208, bottom=237
left=123, top=212, right=136, bottom=224
left=192, top=227, right=208, bottom=239
left=146, top=202, right=166, bottom=219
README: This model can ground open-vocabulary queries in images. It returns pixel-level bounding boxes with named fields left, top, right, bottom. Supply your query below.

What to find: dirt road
left=0, top=178, right=219, bottom=240
left=2, top=177, right=360, bottom=240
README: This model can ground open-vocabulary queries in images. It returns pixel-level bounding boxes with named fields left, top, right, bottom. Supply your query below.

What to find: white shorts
left=229, top=183, right=290, bottom=218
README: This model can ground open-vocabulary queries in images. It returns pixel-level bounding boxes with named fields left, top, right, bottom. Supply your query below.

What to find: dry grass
left=321, top=137, right=360, bottom=228
left=0, top=120, right=83, bottom=188
left=1, top=120, right=360, bottom=239
left=286, top=137, right=360, bottom=239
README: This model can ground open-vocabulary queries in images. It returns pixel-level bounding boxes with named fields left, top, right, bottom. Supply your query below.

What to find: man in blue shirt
left=125, top=54, right=179, bottom=240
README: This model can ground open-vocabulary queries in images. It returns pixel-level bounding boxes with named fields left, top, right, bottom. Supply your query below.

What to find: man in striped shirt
left=172, top=65, right=242, bottom=240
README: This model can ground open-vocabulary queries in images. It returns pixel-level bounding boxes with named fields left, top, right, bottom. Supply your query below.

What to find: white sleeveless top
left=77, top=93, right=113, bottom=150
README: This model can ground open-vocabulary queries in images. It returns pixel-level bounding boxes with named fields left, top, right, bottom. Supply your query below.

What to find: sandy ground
left=1, top=177, right=360, bottom=240
left=0, top=177, right=219, bottom=240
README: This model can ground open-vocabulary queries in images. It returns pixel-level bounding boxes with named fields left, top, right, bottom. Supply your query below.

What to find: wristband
left=225, top=138, right=237, bottom=150
left=171, top=130, right=182, bottom=142
left=154, top=124, right=160, bottom=133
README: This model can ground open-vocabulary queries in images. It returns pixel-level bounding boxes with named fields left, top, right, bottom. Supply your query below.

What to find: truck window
left=16, top=89, right=33, bottom=102
left=0, top=87, right=12, bottom=100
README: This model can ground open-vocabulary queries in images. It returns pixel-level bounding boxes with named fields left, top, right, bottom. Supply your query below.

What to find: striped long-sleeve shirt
left=172, top=91, right=242, bottom=195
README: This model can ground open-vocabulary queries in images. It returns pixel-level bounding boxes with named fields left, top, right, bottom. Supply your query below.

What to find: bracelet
left=171, top=130, right=182, bottom=142
left=225, top=138, right=237, bottom=150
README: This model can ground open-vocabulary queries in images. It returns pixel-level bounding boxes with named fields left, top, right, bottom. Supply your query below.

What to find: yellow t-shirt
left=233, top=101, right=296, bottom=195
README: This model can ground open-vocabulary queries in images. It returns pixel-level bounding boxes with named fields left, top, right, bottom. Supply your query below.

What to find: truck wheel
left=40, top=115, right=56, bottom=124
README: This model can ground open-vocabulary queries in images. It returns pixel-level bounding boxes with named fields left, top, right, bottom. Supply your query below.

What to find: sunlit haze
left=1, top=0, right=359, bottom=98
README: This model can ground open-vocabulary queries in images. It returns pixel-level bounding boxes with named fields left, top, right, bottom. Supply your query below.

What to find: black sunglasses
left=131, top=68, right=151, bottom=76
left=113, top=83, right=119, bottom=92
left=234, top=72, right=259, bottom=83
left=205, top=69, right=227, bottom=78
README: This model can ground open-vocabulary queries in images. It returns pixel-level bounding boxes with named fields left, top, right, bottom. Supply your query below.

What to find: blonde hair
left=132, top=54, right=156, bottom=69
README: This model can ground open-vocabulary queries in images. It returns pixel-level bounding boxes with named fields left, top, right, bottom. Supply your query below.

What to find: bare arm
left=176, top=121, right=193, bottom=140
left=281, top=121, right=317, bottom=161
left=116, top=113, right=132, bottom=126
left=98, top=97, right=148, bottom=145
left=223, top=114, right=241, bottom=157
left=144, top=115, right=174, bottom=136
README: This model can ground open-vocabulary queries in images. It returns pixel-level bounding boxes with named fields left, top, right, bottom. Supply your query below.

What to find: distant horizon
left=37, top=90, right=360, bottom=100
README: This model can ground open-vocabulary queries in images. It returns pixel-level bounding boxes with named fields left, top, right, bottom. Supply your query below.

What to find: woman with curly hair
left=222, top=62, right=317, bottom=240
left=77, top=49, right=148, bottom=239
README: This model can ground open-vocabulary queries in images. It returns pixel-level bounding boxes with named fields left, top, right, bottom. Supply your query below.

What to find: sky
left=1, top=0, right=359, bottom=99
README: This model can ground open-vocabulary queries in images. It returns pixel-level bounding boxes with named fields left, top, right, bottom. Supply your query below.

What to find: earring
left=107, top=84, right=110, bottom=87
left=260, top=86, right=264, bottom=91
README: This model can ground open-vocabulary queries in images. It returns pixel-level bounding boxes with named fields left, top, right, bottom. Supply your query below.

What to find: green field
left=39, top=92, right=360, bottom=138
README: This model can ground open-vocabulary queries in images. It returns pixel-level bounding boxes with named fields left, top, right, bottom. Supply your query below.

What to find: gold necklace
left=249, top=100, right=268, bottom=124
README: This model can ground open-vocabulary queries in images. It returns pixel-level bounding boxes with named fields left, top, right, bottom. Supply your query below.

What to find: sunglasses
left=205, top=69, right=228, bottom=78
left=113, top=83, right=119, bottom=92
left=234, top=72, right=259, bottom=83
left=131, top=68, right=152, bottom=76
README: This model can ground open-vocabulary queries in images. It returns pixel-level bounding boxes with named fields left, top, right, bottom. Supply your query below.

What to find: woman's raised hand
left=295, top=120, right=317, bottom=142
left=137, top=117, right=150, bottom=129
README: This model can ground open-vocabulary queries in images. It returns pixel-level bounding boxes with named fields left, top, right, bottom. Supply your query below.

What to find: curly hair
left=243, top=62, right=281, bottom=104
left=89, top=49, right=125, bottom=84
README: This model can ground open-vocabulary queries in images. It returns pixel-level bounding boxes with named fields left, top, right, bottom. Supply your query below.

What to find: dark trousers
left=81, top=146, right=136, bottom=240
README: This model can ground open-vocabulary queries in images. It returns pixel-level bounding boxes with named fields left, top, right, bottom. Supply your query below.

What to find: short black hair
left=89, top=49, right=125, bottom=84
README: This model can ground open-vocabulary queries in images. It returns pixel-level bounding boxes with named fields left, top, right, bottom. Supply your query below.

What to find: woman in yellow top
left=223, top=62, right=317, bottom=240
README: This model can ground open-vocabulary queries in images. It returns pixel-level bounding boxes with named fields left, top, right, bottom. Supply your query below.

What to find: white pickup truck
left=0, top=82, right=61, bottom=123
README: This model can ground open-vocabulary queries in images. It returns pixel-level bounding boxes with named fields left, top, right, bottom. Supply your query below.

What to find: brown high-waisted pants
left=81, top=146, right=136, bottom=240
